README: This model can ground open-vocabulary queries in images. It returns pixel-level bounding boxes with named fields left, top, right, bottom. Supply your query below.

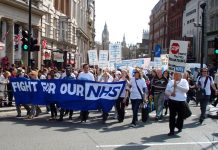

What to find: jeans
left=131, top=99, right=141, bottom=125
left=199, top=95, right=210, bottom=120
left=156, top=92, right=165, bottom=118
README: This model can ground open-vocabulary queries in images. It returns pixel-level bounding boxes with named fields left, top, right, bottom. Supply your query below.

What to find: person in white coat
left=0, top=71, right=10, bottom=107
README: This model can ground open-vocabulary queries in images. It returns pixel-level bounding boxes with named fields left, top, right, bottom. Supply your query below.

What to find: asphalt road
left=0, top=102, right=218, bottom=150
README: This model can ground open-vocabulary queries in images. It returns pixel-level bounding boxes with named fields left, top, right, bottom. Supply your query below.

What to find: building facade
left=167, top=0, right=190, bottom=49
left=0, top=0, right=95, bottom=69
left=0, top=0, right=45, bottom=68
left=206, top=0, right=218, bottom=64
left=40, top=0, right=77, bottom=69
left=182, top=0, right=203, bottom=63
left=149, top=0, right=168, bottom=60
left=137, top=30, right=150, bottom=59
left=76, top=0, right=95, bottom=68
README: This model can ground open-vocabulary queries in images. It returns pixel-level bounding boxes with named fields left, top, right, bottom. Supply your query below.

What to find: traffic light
left=214, top=37, right=218, bottom=54
left=30, top=38, right=40, bottom=51
left=21, top=30, right=29, bottom=51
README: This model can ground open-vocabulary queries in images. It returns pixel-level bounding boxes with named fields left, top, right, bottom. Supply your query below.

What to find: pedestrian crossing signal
left=21, top=30, right=29, bottom=51
left=215, top=38, right=218, bottom=55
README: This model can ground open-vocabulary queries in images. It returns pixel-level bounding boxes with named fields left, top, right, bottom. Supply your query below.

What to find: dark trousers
left=168, top=99, right=185, bottom=133
left=80, top=111, right=89, bottom=122
left=59, top=108, right=73, bottom=119
left=116, top=97, right=126, bottom=122
left=50, top=103, right=57, bottom=118
left=199, top=95, right=210, bottom=120
left=131, top=99, right=141, bottom=125
left=7, top=83, right=13, bottom=106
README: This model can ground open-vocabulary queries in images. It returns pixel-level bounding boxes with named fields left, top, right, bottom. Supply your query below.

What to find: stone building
left=206, top=0, right=218, bottom=64
left=0, top=0, right=95, bottom=69
left=76, top=0, right=95, bottom=68
left=41, top=0, right=77, bottom=69
left=0, top=0, right=45, bottom=68
left=182, top=0, right=203, bottom=63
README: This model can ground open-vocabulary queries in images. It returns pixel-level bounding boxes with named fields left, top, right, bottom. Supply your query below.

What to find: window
left=53, top=18, right=57, bottom=39
left=45, top=14, right=51, bottom=38
left=60, top=21, right=68, bottom=41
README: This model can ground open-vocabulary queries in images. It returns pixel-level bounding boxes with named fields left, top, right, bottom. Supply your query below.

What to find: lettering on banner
left=60, top=83, right=84, bottom=96
left=41, top=82, right=56, bottom=94
left=85, top=83, right=122, bottom=100
left=12, top=81, right=38, bottom=92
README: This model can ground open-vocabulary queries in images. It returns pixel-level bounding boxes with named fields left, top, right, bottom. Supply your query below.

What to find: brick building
left=167, top=0, right=190, bottom=48
left=149, top=0, right=168, bottom=60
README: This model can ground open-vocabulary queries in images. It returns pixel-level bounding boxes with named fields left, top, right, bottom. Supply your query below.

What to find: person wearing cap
left=27, top=70, right=42, bottom=119
left=165, top=72, right=189, bottom=136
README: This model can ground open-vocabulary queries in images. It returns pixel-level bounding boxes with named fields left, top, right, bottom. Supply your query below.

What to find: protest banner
left=168, top=40, right=188, bottom=73
left=10, top=78, right=126, bottom=112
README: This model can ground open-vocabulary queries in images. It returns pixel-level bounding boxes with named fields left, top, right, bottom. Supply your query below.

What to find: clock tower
left=102, top=22, right=109, bottom=50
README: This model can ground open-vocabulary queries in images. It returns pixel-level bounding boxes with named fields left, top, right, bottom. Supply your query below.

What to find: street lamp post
left=200, top=2, right=206, bottom=69
left=28, top=0, right=32, bottom=70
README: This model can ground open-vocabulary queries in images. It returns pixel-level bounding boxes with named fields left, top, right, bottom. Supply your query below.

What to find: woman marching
left=165, top=72, right=189, bottom=136
left=115, top=69, right=130, bottom=123
left=129, top=68, right=148, bottom=127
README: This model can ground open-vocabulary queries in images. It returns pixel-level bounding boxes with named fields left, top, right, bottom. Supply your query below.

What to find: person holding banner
left=99, top=70, right=114, bottom=123
left=116, top=69, right=130, bottom=123
left=58, top=67, right=75, bottom=121
left=27, top=70, right=42, bottom=119
left=129, top=68, right=148, bottom=127
left=165, top=72, right=189, bottom=136
left=77, top=64, right=95, bottom=122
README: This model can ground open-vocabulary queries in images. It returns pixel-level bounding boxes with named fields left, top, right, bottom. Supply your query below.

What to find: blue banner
left=10, top=78, right=126, bottom=112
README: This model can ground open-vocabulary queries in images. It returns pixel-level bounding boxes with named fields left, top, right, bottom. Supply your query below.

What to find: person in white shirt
left=77, top=64, right=95, bottom=122
left=165, top=72, right=189, bottom=136
left=129, top=68, right=148, bottom=127
left=196, top=68, right=218, bottom=124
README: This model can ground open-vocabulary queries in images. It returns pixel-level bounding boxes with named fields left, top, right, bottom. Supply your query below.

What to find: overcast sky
left=95, top=0, right=159, bottom=44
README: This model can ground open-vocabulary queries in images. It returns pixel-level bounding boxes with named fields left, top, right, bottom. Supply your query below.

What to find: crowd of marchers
left=1, top=63, right=218, bottom=136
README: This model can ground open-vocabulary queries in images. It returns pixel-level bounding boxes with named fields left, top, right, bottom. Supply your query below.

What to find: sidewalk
left=0, top=105, right=18, bottom=113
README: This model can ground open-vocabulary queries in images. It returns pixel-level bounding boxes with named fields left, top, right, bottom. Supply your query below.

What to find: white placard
left=99, top=50, right=108, bottom=68
left=168, top=40, right=188, bottom=73
left=161, top=54, right=169, bottom=66
left=109, top=43, right=122, bottom=62
left=88, top=50, right=98, bottom=65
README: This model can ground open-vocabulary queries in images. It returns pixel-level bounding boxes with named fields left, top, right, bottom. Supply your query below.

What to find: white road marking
left=96, top=141, right=218, bottom=148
